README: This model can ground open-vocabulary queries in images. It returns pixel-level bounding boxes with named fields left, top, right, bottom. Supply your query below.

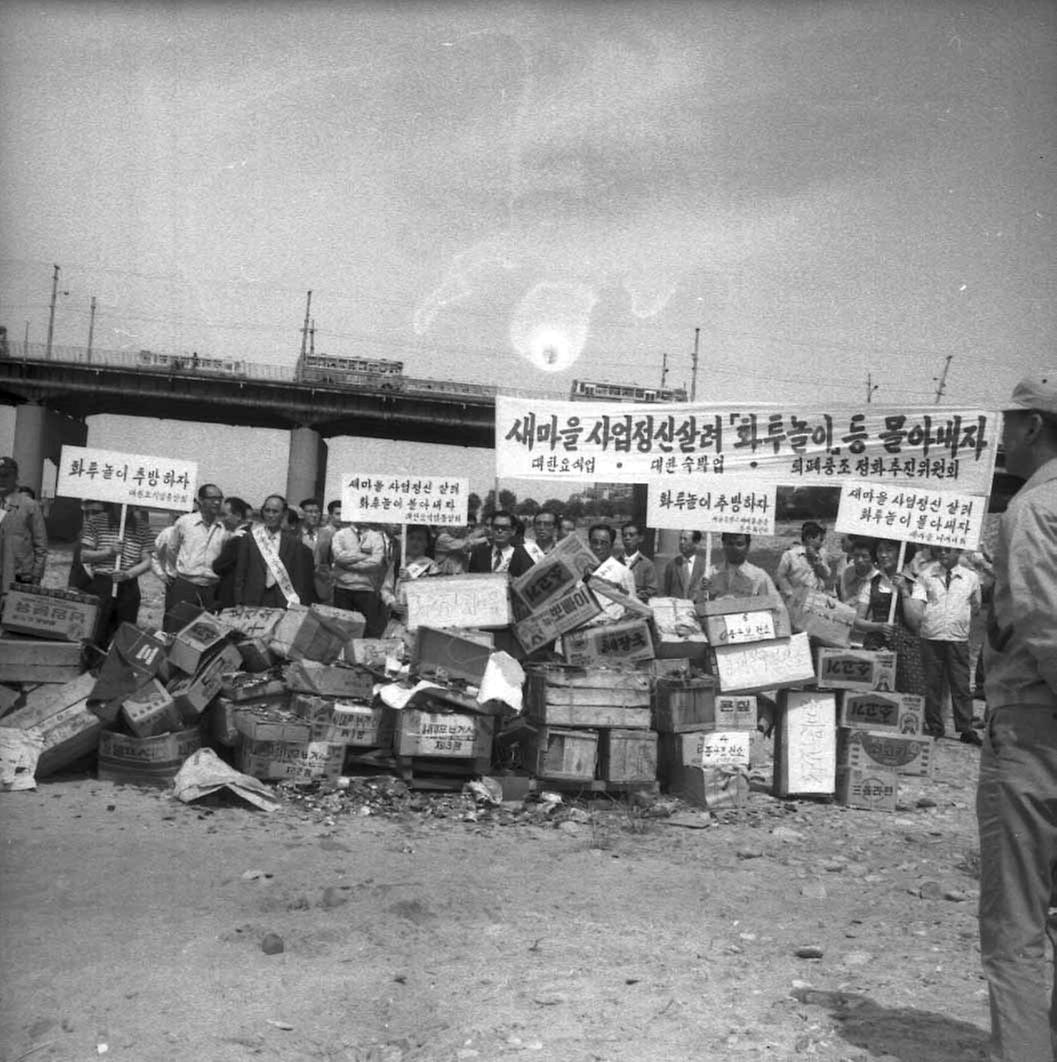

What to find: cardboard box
left=235, top=737, right=345, bottom=783
left=648, top=597, right=709, bottom=660
left=525, top=667, right=652, bottom=728
left=652, top=679, right=756, bottom=732
left=169, top=613, right=231, bottom=675
left=670, top=763, right=750, bottom=809
left=0, top=638, right=84, bottom=685
left=0, top=673, right=100, bottom=777
left=392, top=709, right=494, bottom=759
left=551, top=532, right=599, bottom=580
left=233, top=705, right=312, bottom=744
left=774, top=690, right=837, bottom=798
left=97, top=726, right=202, bottom=786
left=512, top=553, right=583, bottom=612
left=216, top=606, right=286, bottom=641
left=712, top=632, right=815, bottom=693
left=121, top=679, right=182, bottom=739
left=346, top=638, right=404, bottom=670
left=413, top=626, right=493, bottom=686
left=835, top=766, right=899, bottom=812
left=661, top=729, right=752, bottom=769
left=404, top=573, right=511, bottom=632
left=1, top=585, right=100, bottom=642
left=840, top=691, right=924, bottom=734
left=90, top=624, right=169, bottom=707
left=817, top=648, right=898, bottom=692
left=700, top=594, right=791, bottom=645
left=838, top=728, right=934, bottom=778
left=270, top=605, right=366, bottom=663
left=283, top=661, right=374, bottom=701
left=235, top=638, right=278, bottom=672
left=167, top=645, right=240, bottom=723
left=562, top=618, right=654, bottom=668
left=514, top=582, right=601, bottom=655
left=528, top=725, right=598, bottom=781
left=205, top=697, right=239, bottom=747
left=220, top=672, right=287, bottom=704
left=789, top=588, right=856, bottom=648
left=291, top=693, right=385, bottom=746
left=598, top=728, right=657, bottom=783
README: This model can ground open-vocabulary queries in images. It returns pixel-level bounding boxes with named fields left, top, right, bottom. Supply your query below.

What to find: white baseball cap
left=1004, top=372, right=1057, bottom=416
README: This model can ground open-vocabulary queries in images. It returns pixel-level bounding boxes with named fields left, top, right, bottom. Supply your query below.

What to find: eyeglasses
left=493, top=523, right=514, bottom=532
left=201, top=494, right=223, bottom=501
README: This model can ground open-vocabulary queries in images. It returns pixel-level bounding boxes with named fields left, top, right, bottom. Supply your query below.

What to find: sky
left=1, top=0, right=1055, bottom=503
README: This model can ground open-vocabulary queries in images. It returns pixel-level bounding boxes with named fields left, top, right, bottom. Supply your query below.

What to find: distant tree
left=499, top=488, right=518, bottom=511
left=482, top=490, right=496, bottom=515
left=516, top=497, right=540, bottom=518
left=564, top=496, right=585, bottom=520
left=596, top=496, right=615, bottom=518
left=541, top=497, right=566, bottom=516
left=466, top=492, right=482, bottom=520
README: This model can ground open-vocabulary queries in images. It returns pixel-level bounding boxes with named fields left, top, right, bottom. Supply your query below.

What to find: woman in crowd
left=80, top=503, right=155, bottom=647
left=382, top=524, right=441, bottom=639
left=853, top=538, right=925, bottom=696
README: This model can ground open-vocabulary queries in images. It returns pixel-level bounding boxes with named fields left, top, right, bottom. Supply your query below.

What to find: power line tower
left=44, top=264, right=68, bottom=360
left=297, top=290, right=312, bottom=381
left=690, top=328, right=700, bottom=402
left=86, top=296, right=97, bottom=363
left=865, top=371, right=879, bottom=404
left=660, top=352, right=669, bottom=390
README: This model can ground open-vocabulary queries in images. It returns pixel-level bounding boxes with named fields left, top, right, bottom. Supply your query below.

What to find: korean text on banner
left=496, top=396, right=1000, bottom=493
left=56, top=446, right=198, bottom=511
left=341, top=475, right=468, bottom=526
left=834, top=480, right=986, bottom=551
left=647, top=480, right=776, bottom=535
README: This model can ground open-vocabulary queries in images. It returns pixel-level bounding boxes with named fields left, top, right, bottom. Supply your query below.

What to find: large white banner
left=341, top=474, right=468, bottom=526
left=834, top=480, right=987, bottom=551
left=647, top=480, right=777, bottom=536
left=56, top=446, right=197, bottom=511
left=496, top=396, right=1000, bottom=493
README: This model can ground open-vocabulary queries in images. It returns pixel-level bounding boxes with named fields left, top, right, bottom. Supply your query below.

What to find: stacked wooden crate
left=523, top=665, right=656, bottom=790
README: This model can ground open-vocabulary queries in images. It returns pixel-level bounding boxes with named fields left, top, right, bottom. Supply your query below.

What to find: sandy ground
left=0, top=736, right=991, bottom=1062
left=0, top=526, right=1001, bottom=1062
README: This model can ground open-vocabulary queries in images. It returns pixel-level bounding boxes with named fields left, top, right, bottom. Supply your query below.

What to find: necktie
left=945, top=569, right=952, bottom=591
left=493, top=547, right=502, bottom=572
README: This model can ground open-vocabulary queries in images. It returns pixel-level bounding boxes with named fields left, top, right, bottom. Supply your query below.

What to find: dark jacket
left=467, top=542, right=535, bottom=578
left=212, top=524, right=251, bottom=610
left=233, top=527, right=315, bottom=607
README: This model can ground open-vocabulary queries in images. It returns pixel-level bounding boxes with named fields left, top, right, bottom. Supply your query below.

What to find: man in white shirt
left=775, top=521, right=832, bottom=601
left=620, top=522, right=659, bottom=602
left=662, top=530, right=706, bottom=600
left=524, top=508, right=559, bottom=564
left=911, top=546, right=981, bottom=742
left=163, top=483, right=228, bottom=630
left=586, top=523, right=637, bottom=622
left=703, top=533, right=780, bottom=600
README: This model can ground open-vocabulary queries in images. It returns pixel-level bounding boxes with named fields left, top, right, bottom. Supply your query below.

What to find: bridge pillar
left=286, top=426, right=328, bottom=506
left=12, top=402, right=88, bottom=496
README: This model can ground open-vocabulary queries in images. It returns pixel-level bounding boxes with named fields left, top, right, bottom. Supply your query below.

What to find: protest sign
left=56, top=446, right=197, bottom=511
left=834, top=480, right=986, bottom=551
left=403, top=573, right=510, bottom=631
left=496, top=396, right=999, bottom=493
left=646, top=481, right=776, bottom=535
left=341, top=475, right=468, bottom=526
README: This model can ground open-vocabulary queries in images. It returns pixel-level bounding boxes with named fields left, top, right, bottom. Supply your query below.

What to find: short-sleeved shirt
left=911, top=562, right=980, bottom=642
left=82, top=515, right=154, bottom=577
left=707, top=559, right=779, bottom=599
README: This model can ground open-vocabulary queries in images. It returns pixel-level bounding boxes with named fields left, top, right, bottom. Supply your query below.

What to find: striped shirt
left=81, top=515, right=154, bottom=577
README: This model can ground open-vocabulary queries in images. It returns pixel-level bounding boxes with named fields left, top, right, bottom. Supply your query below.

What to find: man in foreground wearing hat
left=977, top=372, right=1057, bottom=1061
left=0, top=456, right=47, bottom=594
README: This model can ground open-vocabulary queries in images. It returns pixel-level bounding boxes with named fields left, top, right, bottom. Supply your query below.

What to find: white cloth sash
left=253, top=525, right=300, bottom=606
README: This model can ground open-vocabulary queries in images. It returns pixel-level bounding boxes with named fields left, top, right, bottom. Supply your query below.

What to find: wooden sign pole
left=111, top=503, right=127, bottom=599
left=886, top=540, right=907, bottom=624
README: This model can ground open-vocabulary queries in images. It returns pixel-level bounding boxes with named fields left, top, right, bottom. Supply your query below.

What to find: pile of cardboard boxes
left=0, top=550, right=936, bottom=811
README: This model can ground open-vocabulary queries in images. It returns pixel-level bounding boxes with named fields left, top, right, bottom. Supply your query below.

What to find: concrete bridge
left=0, top=343, right=503, bottom=502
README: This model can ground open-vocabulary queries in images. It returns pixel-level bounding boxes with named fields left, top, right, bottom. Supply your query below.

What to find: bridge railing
left=2, top=340, right=564, bottom=399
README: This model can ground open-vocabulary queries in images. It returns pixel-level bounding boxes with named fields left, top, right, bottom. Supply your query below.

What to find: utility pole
left=934, top=354, right=953, bottom=404
left=865, top=371, right=879, bottom=404
left=45, top=264, right=60, bottom=360
left=660, top=352, right=669, bottom=390
left=86, top=296, right=97, bottom=363
left=23, top=321, right=29, bottom=355
left=690, top=327, right=700, bottom=402
left=309, top=317, right=316, bottom=356
left=297, top=290, right=312, bottom=381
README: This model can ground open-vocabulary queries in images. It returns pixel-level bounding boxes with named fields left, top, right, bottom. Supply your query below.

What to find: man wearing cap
left=0, top=457, right=47, bottom=594
left=977, top=372, right=1057, bottom=1062
left=775, top=520, right=832, bottom=602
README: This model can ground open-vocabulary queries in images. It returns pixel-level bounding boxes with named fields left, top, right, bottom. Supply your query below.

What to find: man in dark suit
left=211, top=496, right=252, bottom=610
left=234, top=495, right=315, bottom=607
left=467, top=509, right=534, bottom=578
left=662, top=530, right=707, bottom=601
